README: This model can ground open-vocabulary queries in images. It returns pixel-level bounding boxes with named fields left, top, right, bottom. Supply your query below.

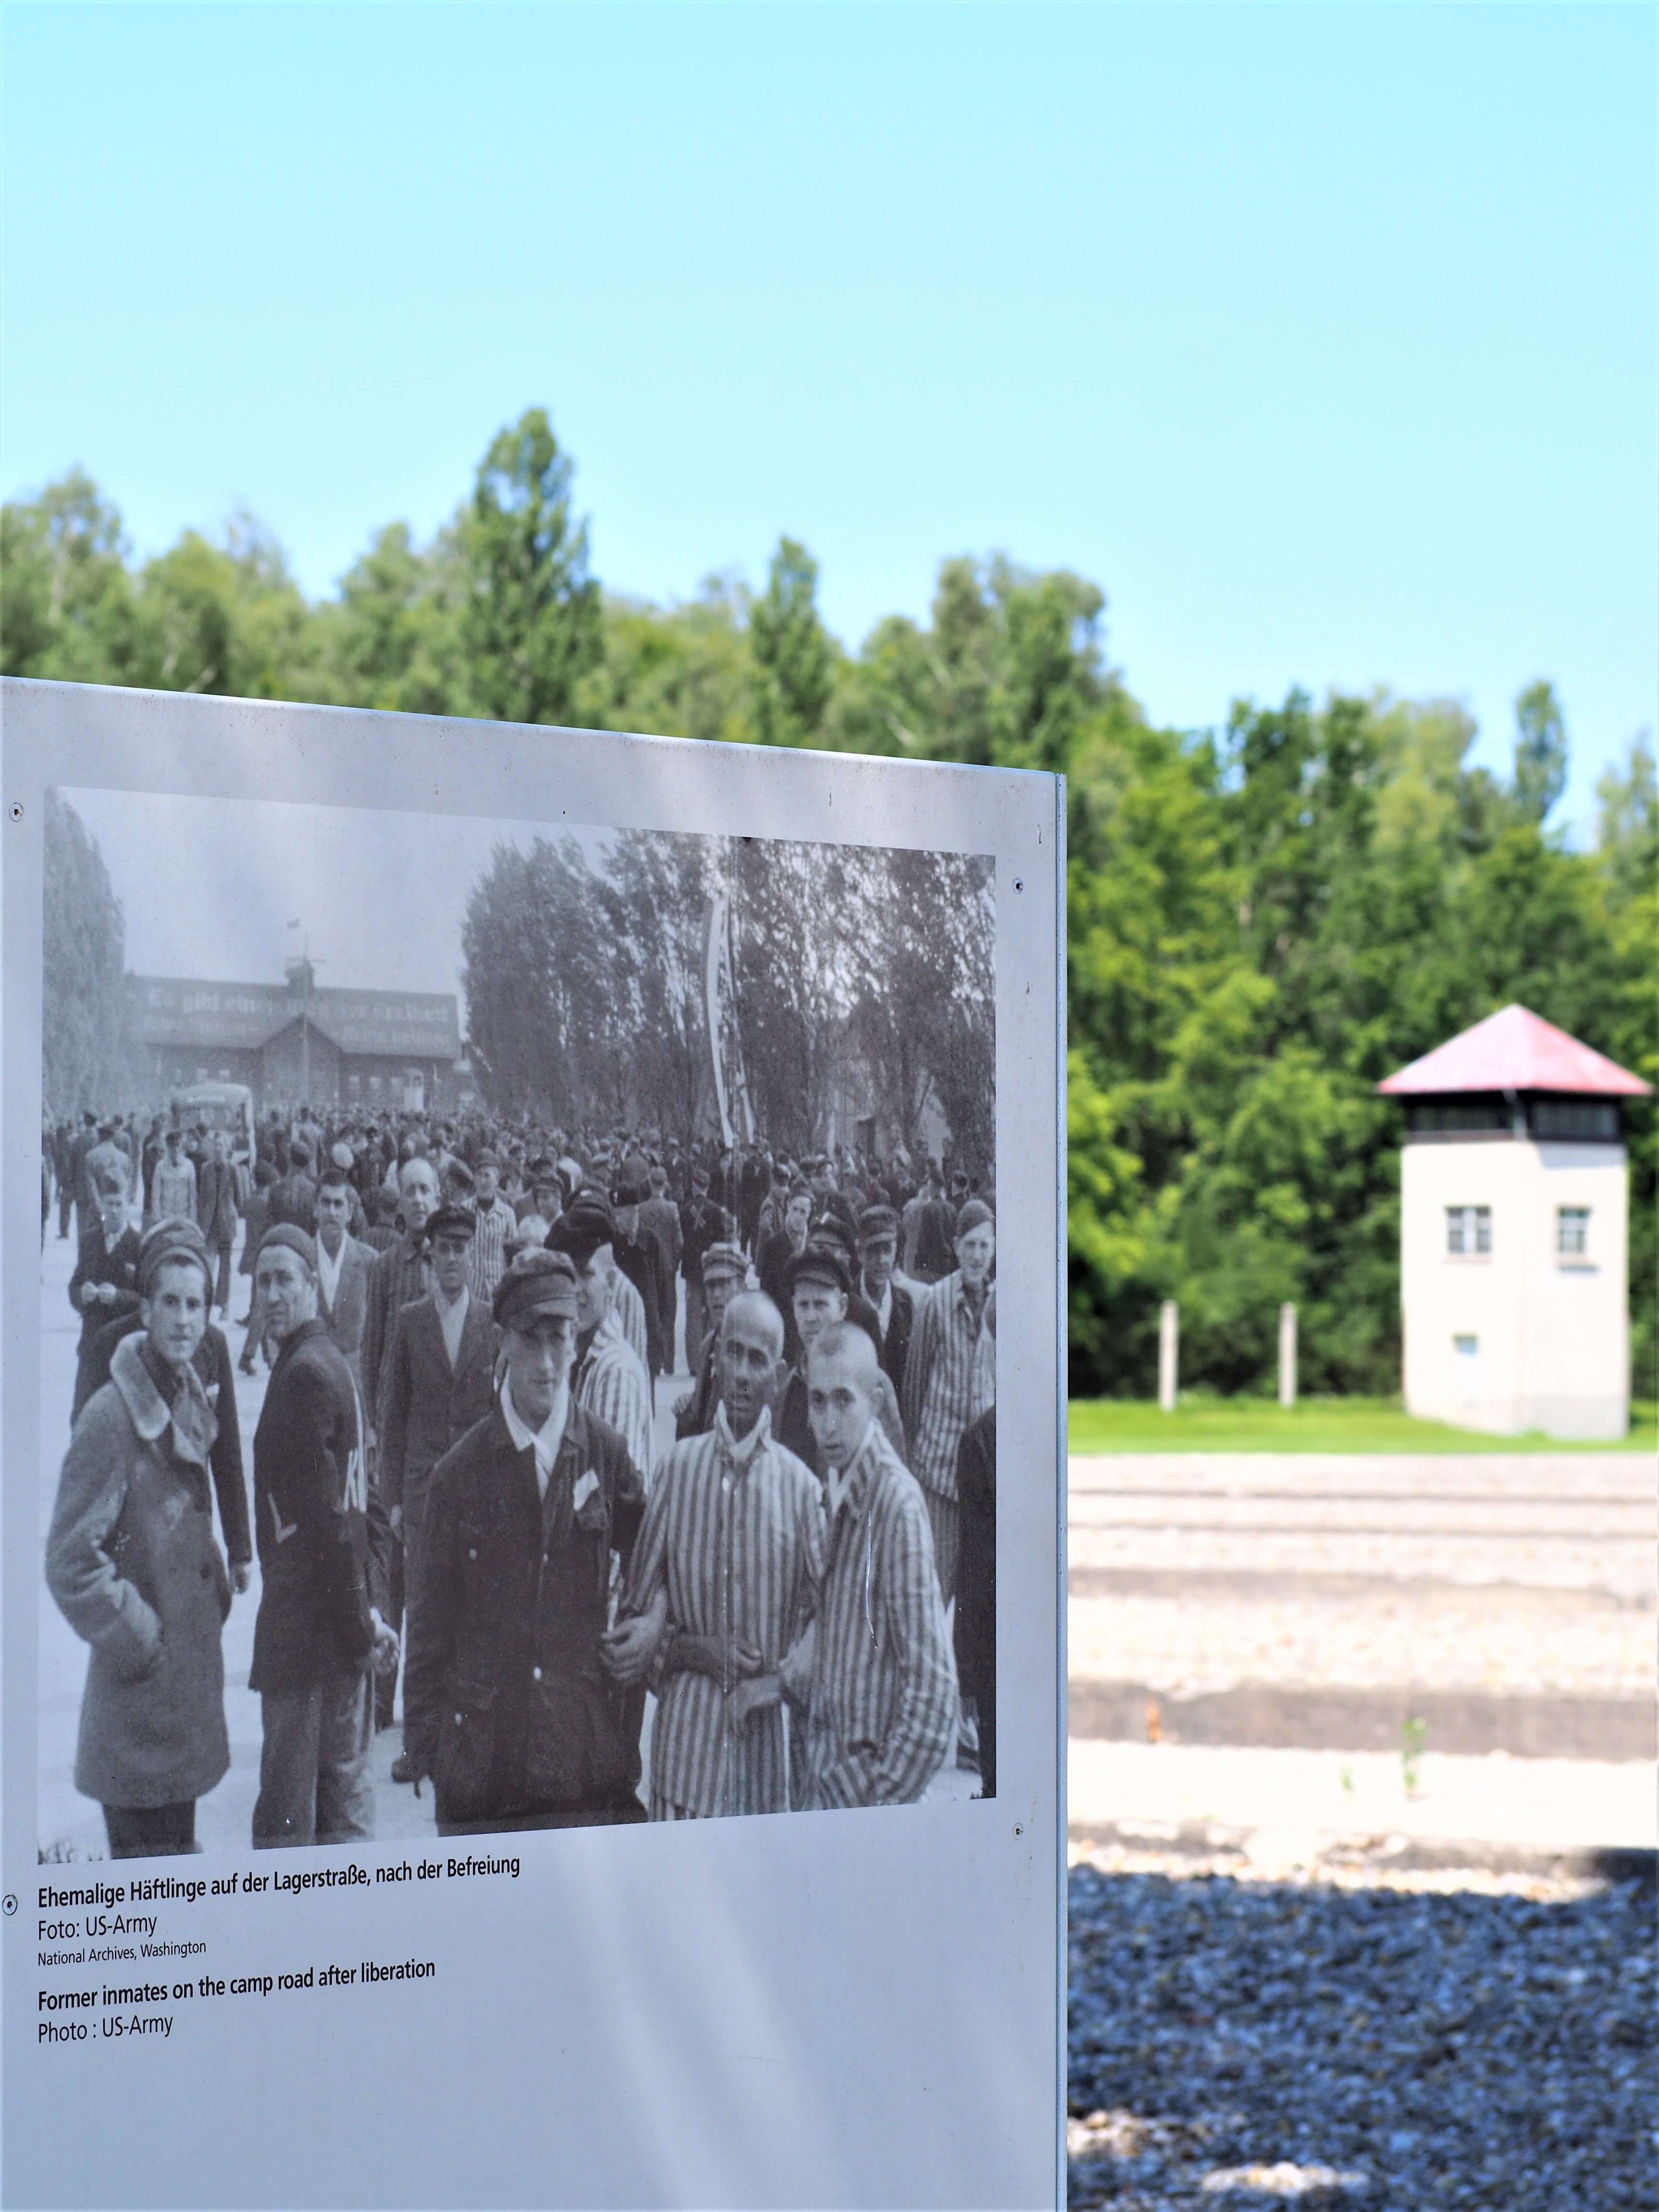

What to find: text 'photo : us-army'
left=38, top=786, right=998, bottom=1862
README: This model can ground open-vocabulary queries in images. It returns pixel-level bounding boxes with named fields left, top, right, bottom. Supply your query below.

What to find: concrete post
left=1158, top=1299, right=1178, bottom=1412
left=1279, top=1301, right=1298, bottom=1408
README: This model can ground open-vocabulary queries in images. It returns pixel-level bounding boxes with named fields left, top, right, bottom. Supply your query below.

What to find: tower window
left=1446, top=1205, right=1492, bottom=1256
left=1557, top=1206, right=1590, bottom=1258
left=1532, top=1102, right=1618, bottom=1140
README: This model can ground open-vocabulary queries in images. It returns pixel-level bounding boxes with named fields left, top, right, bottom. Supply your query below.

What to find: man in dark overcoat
left=378, top=1203, right=497, bottom=1782
left=69, top=1163, right=143, bottom=1418
left=248, top=1225, right=396, bottom=1848
left=857, top=1203, right=914, bottom=1395
left=404, top=1250, right=646, bottom=1835
left=195, top=1130, right=240, bottom=1320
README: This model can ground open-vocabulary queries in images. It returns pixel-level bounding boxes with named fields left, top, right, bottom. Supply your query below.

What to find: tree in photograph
left=460, top=837, right=618, bottom=1120
left=457, top=409, right=602, bottom=727
left=603, top=830, right=715, bottom=1145
left=846, top=846, right=996, bottom=1171
left=42, top=790, right=134, bottom=1112
left=724, top=835, right=849, bottom=1154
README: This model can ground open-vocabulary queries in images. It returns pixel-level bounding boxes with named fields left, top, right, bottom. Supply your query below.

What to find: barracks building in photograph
left=131, top=962, right=470, bottom=1113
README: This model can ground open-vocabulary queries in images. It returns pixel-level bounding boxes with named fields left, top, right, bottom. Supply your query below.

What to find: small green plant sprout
left=1340, top=1763, right=1356, bottom=1794
left=1400, top=1715, right=1428, bottom=1798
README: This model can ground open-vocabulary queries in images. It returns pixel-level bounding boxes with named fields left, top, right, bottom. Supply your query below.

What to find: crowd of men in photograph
left=43, top=1101, right=997, bottom=1858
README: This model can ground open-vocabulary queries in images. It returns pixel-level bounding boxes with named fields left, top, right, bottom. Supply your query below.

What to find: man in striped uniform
left=610, top=1292, right=822, bottom=1819
left=467, top=1149, right=517, bottom=1303
left=553, top=1201, right=655, bottom=1485
left=802, top=1323, right=956, bottom=1809
left=557, top=1189, right=651, bottom=1378
left=899, top=1200, right=996, bottom=1604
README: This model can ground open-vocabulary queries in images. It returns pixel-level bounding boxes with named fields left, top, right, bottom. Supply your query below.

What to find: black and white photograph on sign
left=38, top=785, right=999, bottom=1863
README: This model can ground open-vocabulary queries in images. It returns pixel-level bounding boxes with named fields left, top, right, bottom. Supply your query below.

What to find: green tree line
left=8, top=407, right=1653, bottom=1397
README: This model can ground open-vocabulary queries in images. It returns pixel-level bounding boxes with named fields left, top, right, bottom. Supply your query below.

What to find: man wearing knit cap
left=248, top=1223, right=397, bottom=1848
left=552, top=1196, right=654, bottom=1482
left=47, top=1218, right=248, bottom=1856
left=900, top=1199, right=996, bottom=1603
left=404, top=1250, right=648, bottom=1833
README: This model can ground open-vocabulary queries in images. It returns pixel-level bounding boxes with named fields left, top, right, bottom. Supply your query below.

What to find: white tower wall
left=1400, top=1137, right=1629, bottom=1441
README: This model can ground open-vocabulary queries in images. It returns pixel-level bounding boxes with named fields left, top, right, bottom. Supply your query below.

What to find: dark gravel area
left=1068, top=1856, right=1657, bottom=2208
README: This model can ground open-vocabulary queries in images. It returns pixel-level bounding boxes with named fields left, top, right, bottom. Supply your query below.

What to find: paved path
left=1068, top=1449, right=1658, bottom=1865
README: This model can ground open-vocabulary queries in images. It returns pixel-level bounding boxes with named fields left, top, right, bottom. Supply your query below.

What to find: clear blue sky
left=5, top=4, right=1654, bottom=832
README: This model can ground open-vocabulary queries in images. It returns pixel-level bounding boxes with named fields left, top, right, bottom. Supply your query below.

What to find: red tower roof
left=1376, top=1004, right=1650, bottom=1099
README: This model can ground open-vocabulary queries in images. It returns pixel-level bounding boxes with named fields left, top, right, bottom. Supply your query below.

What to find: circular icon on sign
left=2, top=1894, right=17, bottom=1915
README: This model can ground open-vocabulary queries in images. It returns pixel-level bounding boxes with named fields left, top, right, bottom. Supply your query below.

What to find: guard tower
left=1377, top=1004, right=1650, bottom=1441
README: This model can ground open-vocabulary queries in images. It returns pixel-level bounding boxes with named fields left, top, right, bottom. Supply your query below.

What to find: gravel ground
left=1068, top=1851, right=1657, bottom=2209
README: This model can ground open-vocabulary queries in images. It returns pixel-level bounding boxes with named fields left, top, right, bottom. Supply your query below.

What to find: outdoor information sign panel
left=1, top=679, right=1065, bottom=2210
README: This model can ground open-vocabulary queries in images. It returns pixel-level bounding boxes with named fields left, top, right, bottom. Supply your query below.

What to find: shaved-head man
left=801, top=1323, right=956, bottom=1810
left=610, top=1291, right=823, bottom=1820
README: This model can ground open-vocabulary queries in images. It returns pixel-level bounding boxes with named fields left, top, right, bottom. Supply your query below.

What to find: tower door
left=1454, top=1334, right=1479, bottom=1408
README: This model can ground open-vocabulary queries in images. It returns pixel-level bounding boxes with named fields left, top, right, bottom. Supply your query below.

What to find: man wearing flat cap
left=404, top=1250, right=649, bottom=1833
left=47, top=1219, right=248, bottom=1856
left=611, top=1162, right=669, bottom=1382
left=379, top=1203, right=497, bottom=1782
left=69, top=1162, right=143, bottom=1418
left=673, top=1239, right=750, bottom=1441
left=515, top=1156, right=562, bottom=1227
left=858, top=1203, right=914, bottom=1395
left=564, top=1188, right=649, bottom=1379
left=551, top=1196, right=654, bottom=1483
left=775, top=1239, right=907, bottom=1476
left=248, top=1225, right=397, bottom=1848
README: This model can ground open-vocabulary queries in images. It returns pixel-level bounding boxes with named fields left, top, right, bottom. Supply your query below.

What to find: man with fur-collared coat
left=46, top=1221, right=240, bottom=1858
